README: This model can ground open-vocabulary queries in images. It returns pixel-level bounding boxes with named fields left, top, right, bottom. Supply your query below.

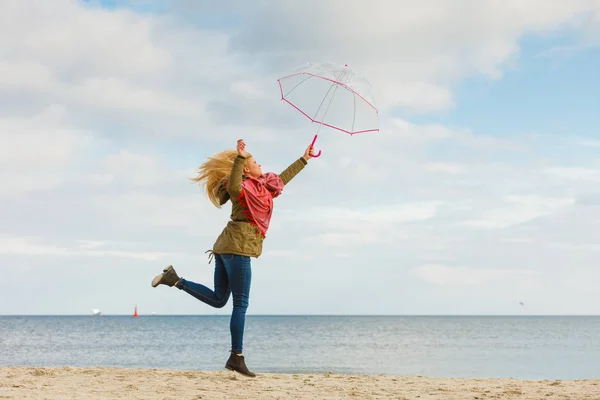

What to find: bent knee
left=216, top=301, right=228, bottom=309
left=215, top=296, right=230, bottom=308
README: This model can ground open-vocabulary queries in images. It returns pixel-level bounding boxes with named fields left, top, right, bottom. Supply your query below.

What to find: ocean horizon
left=3, top=313, right=599, bottom=316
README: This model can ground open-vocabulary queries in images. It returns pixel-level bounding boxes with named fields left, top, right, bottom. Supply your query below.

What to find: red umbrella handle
left=310, top=134, right=322, bottom=158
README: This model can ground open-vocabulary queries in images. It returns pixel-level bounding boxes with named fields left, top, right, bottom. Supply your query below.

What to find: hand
left=236, top=139, right=248, bottom=157
left=302, top=144, right=315, bottom=161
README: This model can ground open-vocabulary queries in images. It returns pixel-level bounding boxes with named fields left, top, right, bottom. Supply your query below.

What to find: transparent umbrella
left=277, top=61, right=379, bottom=157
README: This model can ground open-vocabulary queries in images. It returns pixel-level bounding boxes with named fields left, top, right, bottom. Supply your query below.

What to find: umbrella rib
left=284, top=74, right=315, bottom=98
left=312, top=79, right=337, bottom=121
left=312, top=69, right=347, bottom=121
left=315, top=81, right=343, bottom=135
left=352, top=89, right=356, bottom=132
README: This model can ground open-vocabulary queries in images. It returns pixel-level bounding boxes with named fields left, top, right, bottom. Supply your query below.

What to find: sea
left=1, top=315, right=599, bottom=380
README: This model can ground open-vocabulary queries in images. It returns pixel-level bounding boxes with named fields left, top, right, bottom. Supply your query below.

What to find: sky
left=1, top=0, right=599, bottom=315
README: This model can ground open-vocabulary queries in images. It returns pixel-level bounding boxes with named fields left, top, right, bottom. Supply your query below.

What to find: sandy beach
left=1, top=367, right=599, bottom=400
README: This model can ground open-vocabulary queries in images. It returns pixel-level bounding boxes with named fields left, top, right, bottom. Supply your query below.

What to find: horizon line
left=1, top=313, right=599, bottom=317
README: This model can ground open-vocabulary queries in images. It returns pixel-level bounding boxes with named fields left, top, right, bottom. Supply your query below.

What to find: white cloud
left=461, top=195, right=575, bottom=229
left=88, top=191, right=219, bottom=231
left=385, top=118, right=525, bottom=151
left=413, top=263, right=540, bottom=287
left=0, top=106, right=95, bottom=197
left=376, top=82, right=454, bottom=113
left=0, top=105, right=89, bottom=167
left=1, top=1, right=172, bottom=75
left=76, top=240, right=108, bottom=249
left=292, top=203, right=440, bottom=227
left=102, top=150, right=189, bottom=187
left=576, top=139, right=600, bottom=147
left=306, top=231, right=379, bottom=248
left=0, top=0, right=250, bottom=140
left=66, top=76, right=203, bottom=116
left=226, top=0, right=599, bottom=112
left=0, top=235, right=171, bottom=261
left=544, top=167, right=600, bottom=182
left=425, top=163, right=465, bottom=174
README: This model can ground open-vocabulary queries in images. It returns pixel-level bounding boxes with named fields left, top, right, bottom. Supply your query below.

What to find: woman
left=151, top=139, right=314, bottom=377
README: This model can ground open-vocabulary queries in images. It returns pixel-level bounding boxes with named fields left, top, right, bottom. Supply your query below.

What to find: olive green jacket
left=211, top=155, right=307, bottom=258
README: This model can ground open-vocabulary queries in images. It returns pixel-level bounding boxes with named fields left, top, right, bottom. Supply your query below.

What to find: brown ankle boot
left=225, top=352, right=256, bottom=377
left=151, top=265, right=180, bottom=288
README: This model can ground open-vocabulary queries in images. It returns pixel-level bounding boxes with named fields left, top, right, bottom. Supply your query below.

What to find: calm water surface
left=1, top=315, right=599, bottom=380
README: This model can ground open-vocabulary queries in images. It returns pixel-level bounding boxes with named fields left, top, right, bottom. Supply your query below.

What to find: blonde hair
left=190, top=149, right=252, bottom=208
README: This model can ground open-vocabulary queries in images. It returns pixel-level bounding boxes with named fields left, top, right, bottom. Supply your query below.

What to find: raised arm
left=279, top=157, right=307, bottom=185
left=279, top=143, right=315, bottom=185
left=226, top=155, right=246, bottom=198
left=216, top=180, right=230, bottom=206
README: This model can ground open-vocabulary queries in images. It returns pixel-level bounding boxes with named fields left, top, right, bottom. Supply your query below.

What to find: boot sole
left=151, top=266, right=175, bottom=288
left=225, top=365, right=256, bottom=378
left=151, top=274, right=163, bottom=288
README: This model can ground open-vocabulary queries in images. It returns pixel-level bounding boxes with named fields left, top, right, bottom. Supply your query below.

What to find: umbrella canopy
left=277, top=61, right=380, bottom=136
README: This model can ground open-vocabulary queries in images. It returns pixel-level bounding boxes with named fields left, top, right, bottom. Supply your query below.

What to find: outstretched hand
left=237, top=139, right=248, bottom=157
left=302, top=144, right=316, bottom=161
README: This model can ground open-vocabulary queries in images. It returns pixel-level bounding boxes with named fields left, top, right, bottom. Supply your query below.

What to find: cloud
left=305, top=232, right=379, bottom=248
left=0, top=105, right=87, bottom=167
left=460, top=195, right=575, bottom=229
left=413, top=263, right=540, bottom=287
left=300, top=203, right=440, bottom=224
left=0, top=0, right=253, bottom=140
left=88, top=191, right=219, bottom=232
left=544, top=167, right=600, bottom=182
left=0, top=235, right=172, bottom=261
left=221, top=0, right=599, bottom=114
left=576, top=139, right=600, bottom=147
left=385, top=118, right=526, bottom=151
left=0, top=105, right=95, bottom=197
left=425, top=163, right=465, bottom=174
left=102, top=150, right=189, bottom=187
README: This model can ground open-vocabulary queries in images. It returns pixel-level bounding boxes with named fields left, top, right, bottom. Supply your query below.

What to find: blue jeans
left=176, top=253, right=251, bottom=354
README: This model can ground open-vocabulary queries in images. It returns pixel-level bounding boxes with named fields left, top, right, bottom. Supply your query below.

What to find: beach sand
left=1, top=367, right=599, bottom=399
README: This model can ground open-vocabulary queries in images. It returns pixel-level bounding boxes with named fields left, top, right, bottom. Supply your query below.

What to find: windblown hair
left=190, top=149, right=252, bottom=208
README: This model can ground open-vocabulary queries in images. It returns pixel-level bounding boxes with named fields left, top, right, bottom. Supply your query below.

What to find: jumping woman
left=151, top=138, right=315, bottom=377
